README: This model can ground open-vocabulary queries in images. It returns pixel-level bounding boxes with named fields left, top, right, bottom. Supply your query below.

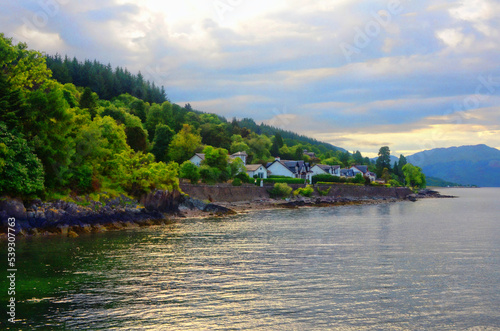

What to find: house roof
left=340, top=169, right=355, bottom=176
left=352, top=165, right=368, bottom=173
left=245, top=164, right=264, bottom=171
left=267, top=160, right=311, bottom=174
left=192, top=153, right=205, bottom=160
left=231, top=151, right=248, bottom=157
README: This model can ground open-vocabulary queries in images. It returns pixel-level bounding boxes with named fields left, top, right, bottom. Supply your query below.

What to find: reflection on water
left=3, top=188, right=500, bottom=330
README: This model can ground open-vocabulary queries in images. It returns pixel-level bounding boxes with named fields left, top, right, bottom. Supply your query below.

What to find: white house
left=350, top=165, right=368, bottom=175
left=189, top=151, right=248, bottom=167
left=310, top=164, right=341, bottom=177
left=230, top=151, right=248, bottom=165
left=266, top=157, right=313, bottom=182
left=266, top=159, right=295, bottom=178
left=189, top=153, right=205, bottom=166
left=246, top=164, right=268, bottom=179
left=349, top=165, right=377, bottom=182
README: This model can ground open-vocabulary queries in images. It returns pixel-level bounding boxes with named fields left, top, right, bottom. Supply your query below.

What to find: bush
left=269, top=183, right=293, bottom=198
left=293, top=185, right=314, bottom=197
left=179, top=161, right=200, bottom=184
left=317, top=186, right=331, bottom=196
left=232, top=178, right=242, bottom=186
left=351, top=173, right=365, bottom=184
left=263, top=177, right=305, bottom=184
left=235, top=172, right=254, bottom=183
left=199, top=165, right=220, bottom=185
left=311, top=174, right=340, bottom=184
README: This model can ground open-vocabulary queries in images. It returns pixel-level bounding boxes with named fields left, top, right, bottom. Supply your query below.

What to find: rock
left=407, top=194, right=418, bottom=202
left=179, top=196, right=207, bottom=211
left=203, top=204, right=236, bottom=215
left=0, top=198, right=27, bottom=220
left=141, top=190, right=183, bottom=213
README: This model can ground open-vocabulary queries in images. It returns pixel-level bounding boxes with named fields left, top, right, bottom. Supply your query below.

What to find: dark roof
left=267, top=160, right=311, bottom=174
left=353, top=165, right=368, bottom=173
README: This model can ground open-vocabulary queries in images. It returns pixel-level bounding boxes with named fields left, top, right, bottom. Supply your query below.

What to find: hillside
left=407, top=145, right=500, bottom=187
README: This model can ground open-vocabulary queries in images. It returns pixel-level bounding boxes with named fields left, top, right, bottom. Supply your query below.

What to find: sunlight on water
left=4, top=188, right=500, bottom=330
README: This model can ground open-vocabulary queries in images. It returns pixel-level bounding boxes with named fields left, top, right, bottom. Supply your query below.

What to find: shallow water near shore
left=2, top=188, right=500, bottom=330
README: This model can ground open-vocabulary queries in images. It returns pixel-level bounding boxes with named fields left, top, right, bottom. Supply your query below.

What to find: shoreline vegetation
left=0, top=185, right=453, bottom=239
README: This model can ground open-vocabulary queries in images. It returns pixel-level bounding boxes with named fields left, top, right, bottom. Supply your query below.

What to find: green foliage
left=264, top=177, right=305, bottom=184
left=179, top=161, right=200, bottom=184
left=316, top=186, right=331, bottom=196
left=293, top=185, right=314, bottom=197
left=388, top=179, right=403, bottom=187
left=151, top=124, right=174, bottom=162
left=108, top=151, right=179, bottom=197
left=229, top=157, right=245, bottom=178
left=376, top=146, right=392, bottom=177
left=199, top=165, right=220, bottom=185
left=45, top=54, right=167, bottom=104
left=232, top=178, right=242, bottom=186
left=351, top=173, right=365, bottom=184
left=203, top=146, right=229, bottom=171
left=235, top=172, right=254, bottom=184
left=0, top=124, right=45, bottom=197
left=402, top=163, right=426, bottom=189
left=312, top=174, right=340, bottom=184
left=269, top=183, right=293, bottom=198
left=168, top=124, right=202, bottom=163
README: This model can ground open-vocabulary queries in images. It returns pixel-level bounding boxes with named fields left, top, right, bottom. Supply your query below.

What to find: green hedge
left=311, top=174, right=340, bottom=184
left=263, top=178, right=305, bottom=184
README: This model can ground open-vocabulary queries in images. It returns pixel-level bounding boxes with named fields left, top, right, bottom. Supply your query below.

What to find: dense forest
left=0, top=34, right=424, bottom=200
left=45, top=54, right=167, bottom=104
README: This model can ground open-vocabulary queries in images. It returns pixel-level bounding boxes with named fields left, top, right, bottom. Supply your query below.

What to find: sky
left=1, top=0, right=500, bottom=157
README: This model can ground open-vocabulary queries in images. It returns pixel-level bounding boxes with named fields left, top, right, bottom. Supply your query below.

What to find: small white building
left=189, top=153, right=205, bottom=167
left=230, top=151, right=248, bottom=165
left=310, top=164, right=341, bottom=177
left=246, top=164, right=268, bottom=179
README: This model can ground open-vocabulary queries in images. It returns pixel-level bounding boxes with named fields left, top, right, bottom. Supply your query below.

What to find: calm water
left=2, top=188, right=500, bottom=330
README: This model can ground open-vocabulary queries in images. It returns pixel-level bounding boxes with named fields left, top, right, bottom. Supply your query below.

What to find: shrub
left=179, top=161, right=200, bottom=184
left=311, top=174, right=340, bottom=184
left=351, top=173, right=365, bottom=184
left=317, top=186, right=331, bottom=196
left=235, top=172, right=254, bottom=183
left=293, top=185, right=314, bottom=197
left=269, top=183, right=292, bottom=198
left=232, top=178, right=242, bottom=186
left=263, top=178, right=305, bottom=184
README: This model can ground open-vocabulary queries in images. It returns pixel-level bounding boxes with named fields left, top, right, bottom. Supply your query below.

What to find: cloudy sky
left=2, top=0, right=500, bottom=156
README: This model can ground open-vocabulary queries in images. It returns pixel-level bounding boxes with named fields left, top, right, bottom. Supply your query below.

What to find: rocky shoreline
left=0, top=188, right=453, bottom=238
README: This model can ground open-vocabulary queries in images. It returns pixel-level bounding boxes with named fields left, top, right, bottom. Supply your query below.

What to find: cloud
left=1, top=0, right=499, bottom=156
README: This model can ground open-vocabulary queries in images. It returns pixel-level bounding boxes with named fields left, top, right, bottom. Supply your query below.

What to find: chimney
left=275, top=157, right=280, bottom=161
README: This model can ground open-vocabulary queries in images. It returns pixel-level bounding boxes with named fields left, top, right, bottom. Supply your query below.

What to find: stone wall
left=180, top=183, right=412, bottom=202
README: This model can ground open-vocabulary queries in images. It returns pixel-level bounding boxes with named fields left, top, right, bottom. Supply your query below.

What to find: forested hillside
left=45, top=54, right=167, bottom=104
left=2, top=34, right=382, bottom=200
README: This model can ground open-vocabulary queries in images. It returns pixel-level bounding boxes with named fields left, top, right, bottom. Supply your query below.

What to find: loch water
left=2, top=188, right=500, bottom=330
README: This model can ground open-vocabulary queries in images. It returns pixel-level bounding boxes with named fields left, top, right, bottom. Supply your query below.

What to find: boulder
left=140, top=190, right=182, bottom=213
left=0, top=198, right=27, bottom=227
left=203, top=204, right=236, bottom=215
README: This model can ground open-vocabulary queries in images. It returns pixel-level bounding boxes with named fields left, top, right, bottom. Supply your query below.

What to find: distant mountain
left=407, top=144, right=500, bottom=187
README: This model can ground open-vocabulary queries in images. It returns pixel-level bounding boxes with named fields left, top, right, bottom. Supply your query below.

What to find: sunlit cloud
left=1, top=0, right=499, bottom=155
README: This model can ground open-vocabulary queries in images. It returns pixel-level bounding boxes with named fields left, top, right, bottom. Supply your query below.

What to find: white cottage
left=189, top=153, right=205, bottom=166
left=310, top=164, right=341, bottom=177
left=246, top=164, right=268, bottom=179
